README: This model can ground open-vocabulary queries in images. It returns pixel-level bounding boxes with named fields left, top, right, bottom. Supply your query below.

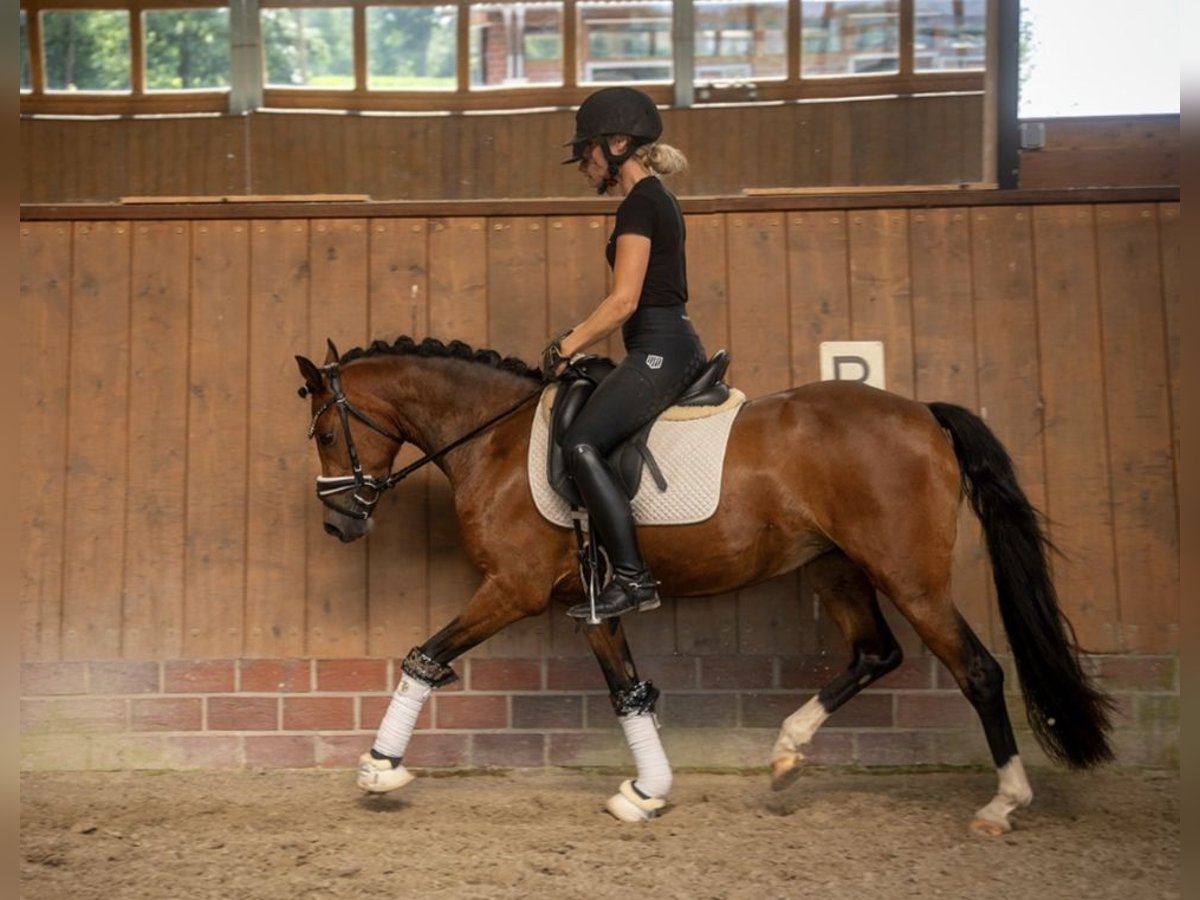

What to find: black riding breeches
left=561, top=306, right=705, bottom=572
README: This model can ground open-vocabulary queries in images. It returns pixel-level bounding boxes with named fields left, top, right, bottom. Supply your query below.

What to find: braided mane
left=340, top=336, right=544, bottom=384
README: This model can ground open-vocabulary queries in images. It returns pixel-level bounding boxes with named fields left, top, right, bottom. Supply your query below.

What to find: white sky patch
left=1020, top=0, right=1179, bottom=117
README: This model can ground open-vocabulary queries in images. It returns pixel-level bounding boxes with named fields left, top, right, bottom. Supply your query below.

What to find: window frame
left=19, top=0, right=985, bottom=115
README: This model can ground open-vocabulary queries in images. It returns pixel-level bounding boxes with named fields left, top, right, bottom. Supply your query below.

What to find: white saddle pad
left=527, top=386, right=746, bottom=527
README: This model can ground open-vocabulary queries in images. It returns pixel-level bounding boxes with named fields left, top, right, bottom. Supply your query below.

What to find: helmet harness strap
left=598, top=138, right=636, bottom=195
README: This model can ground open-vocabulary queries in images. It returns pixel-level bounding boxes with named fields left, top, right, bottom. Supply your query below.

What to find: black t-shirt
left=606, top=176, right=688, bottom=307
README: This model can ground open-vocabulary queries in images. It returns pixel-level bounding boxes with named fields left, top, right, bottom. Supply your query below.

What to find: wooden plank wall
left=19, top=199, right=1180, bottom=665
left=1018, top=115, right=1180, bottom=190
left=20, top=94, right=983, bottom=204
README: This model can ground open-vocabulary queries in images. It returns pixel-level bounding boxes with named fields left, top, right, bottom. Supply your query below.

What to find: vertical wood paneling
left=62, top=222, right=130, bottom=660
left=306, top=219, right=371, bottom=657
left=1158, top=204, right=1180, bottom=483
left=727, top=212, right=791, bottom=397
left=827, top=106, right=854, bottom=186
left=123, top=118, right=246, bottom=199
left=367, top=219, right=432, bottom=658
left=847, top=209, right=914, bottom=398
left=546, top=214, right=608, bottom=337
left=19, top=223, right=72, bottom=661
left=22, top=95, right=989, bottom=203
left=685, top=214, right=730, bottom=355
left=426, top=218, right=488, bottom=639
left=910, top=210, right=977, bottom=404
left=368, top=219, right=430, bottom=340
left=245, top=220, right=311, bottom=658
left=486, top=216, right=548, bottom=364
left=428, top=218, right=488, bottom=344
left=489, top=116, right=516, bottom=200
left=17, top=200, right=1179, bottom=665
left=1031, top=206, right=1117, bottom=651
left=184, top=221, right=249, bottom=658
left=1094, top=204, right=1177, bottom=652
left=124, top=223, right=190, bottom=659
left=909, top=208, right=992, bottom=646
left=787, top=211, right=850, bottom=387
left=675, top=212, right=735, bottom=656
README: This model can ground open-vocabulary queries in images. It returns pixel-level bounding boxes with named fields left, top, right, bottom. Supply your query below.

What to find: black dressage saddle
left=546, top=350, right=731, bottom=507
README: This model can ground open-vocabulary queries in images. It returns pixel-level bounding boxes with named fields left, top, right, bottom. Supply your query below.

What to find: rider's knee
left=563, top=439, right=603, bottom=477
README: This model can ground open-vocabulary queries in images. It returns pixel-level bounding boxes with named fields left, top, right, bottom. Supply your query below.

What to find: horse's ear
left=295, top=355, right=326, bottom=398
left=324, top=339, right=340, bottom=365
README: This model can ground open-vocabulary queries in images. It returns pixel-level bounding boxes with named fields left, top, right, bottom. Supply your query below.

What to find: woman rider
left=543, top=86, right=708, bottom=621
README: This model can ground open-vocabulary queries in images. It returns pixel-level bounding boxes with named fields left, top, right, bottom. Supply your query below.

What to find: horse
left=294, top=335, right=1113, bottom=834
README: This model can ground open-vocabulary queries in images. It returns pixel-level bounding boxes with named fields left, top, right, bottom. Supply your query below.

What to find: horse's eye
left=319, top=431, right=336, bottom=447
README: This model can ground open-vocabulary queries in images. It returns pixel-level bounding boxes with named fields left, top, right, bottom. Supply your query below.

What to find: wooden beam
left=21, top=186, right=1181, bottom=223
left=995, top=0, right=1020, bottom=188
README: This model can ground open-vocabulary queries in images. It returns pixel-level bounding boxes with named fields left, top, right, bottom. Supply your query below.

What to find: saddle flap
left=546, top=357, right=615, bottom=506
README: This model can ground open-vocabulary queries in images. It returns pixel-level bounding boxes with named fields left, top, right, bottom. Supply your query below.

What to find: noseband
left=306, top=361, right=543, bottom=520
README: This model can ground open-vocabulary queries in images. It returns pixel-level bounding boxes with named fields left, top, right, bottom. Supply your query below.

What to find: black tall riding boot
left=564, top=444, right=660, bottom=620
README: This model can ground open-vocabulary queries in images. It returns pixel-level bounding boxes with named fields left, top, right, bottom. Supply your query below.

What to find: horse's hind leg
left=583, top=618, right=672, bottom=822
left=771, top=551, right=903, bottom=790
left=892, top=594, right=1032, bottom=835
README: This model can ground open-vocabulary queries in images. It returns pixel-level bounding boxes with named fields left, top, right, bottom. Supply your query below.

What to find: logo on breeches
left=645, top=354, right=663, bottom=370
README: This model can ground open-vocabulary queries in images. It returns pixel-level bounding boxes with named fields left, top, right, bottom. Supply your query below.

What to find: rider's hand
left=540, top=329, right=574, bottom=380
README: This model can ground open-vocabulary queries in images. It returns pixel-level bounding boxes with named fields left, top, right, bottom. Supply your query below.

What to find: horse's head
left=296, top=340, right=406, bottom=543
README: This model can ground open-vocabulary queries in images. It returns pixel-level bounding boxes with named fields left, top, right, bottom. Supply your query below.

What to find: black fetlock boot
left=564, top=444, right=660, bottom=620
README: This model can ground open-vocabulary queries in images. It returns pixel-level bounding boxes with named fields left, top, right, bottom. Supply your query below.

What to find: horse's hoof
left=769, top=756, right=803, bottom=792
left=357, top=753, right=415, bottom=794
left=604, top=780, right=665, bottom=822
left=605, top=791, right=654, bottom=822
left=969, top=816, right=1011, bottom=837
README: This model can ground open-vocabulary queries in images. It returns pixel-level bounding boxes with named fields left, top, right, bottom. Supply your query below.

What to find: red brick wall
left=20, top=653, right=1178, bottom=772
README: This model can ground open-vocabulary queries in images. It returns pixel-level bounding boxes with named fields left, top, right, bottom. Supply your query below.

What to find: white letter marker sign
left=819, top=341, right=885, bottom=390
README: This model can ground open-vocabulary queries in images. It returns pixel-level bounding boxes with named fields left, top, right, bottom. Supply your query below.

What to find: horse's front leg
left=583, top=618, right=672, bottom=822
left=357, top=574, right=544, bottom=794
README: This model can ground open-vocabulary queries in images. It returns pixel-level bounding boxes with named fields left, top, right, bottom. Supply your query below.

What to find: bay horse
left=295, top=335, right=1113, bottom=835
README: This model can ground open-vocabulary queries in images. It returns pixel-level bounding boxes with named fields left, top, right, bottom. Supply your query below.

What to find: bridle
left=305, top=360, right=542, bottom=520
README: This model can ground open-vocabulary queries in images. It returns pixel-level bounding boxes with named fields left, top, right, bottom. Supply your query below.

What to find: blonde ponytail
left=635, top=142, right=688, bottom=177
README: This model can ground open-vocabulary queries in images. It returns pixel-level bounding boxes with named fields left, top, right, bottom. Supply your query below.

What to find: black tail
left=928, top=402, right=1114, bottom=769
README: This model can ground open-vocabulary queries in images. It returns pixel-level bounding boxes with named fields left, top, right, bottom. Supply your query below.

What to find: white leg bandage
left=772, top=695, right=830, bottom=762
left=973, top=756, right=1034, bottom=833
left=372, top=674, right=433, bottom=760
left=620, top=711, right=672, bottom=799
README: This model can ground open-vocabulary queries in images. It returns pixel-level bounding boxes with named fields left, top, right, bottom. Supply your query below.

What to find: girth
left=546, top=350, right=731, bottom=507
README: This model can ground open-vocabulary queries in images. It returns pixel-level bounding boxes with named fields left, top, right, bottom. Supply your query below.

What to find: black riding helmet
left=563, top=87, right=663, bottom=192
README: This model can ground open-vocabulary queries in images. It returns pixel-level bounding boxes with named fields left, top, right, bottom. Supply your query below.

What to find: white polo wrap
left=620, top=711, right=672, bottom=799
left=372, top=673, right=433, bottom=759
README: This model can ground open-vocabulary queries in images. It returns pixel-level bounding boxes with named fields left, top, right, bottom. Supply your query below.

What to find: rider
left=543, top=86, right=707, bottom=621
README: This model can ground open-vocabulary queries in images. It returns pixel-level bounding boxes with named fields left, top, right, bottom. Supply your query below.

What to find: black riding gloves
left=540, top=328, right=574, bottom=380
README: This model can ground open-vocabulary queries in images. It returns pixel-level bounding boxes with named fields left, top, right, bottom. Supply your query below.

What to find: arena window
left=19, top=0, right=986, bottom=115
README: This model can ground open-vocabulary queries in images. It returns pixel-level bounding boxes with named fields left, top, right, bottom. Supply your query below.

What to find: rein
left=308, top=360, right=543, bottom=519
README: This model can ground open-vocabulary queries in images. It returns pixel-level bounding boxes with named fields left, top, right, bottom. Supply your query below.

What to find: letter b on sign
left=819, top=341, right=885, bottom=390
